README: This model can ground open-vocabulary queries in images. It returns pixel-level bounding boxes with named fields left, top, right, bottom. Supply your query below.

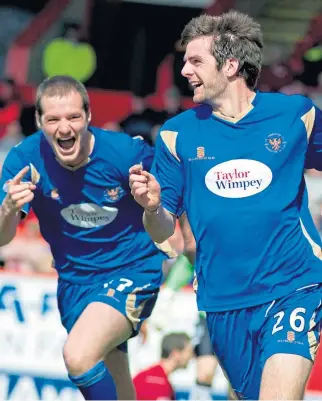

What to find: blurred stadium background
left=0, top=0, right=322, bottom=399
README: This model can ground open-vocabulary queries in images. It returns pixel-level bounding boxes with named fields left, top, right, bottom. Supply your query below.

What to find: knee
left=63, top=341, right=96, bottom=376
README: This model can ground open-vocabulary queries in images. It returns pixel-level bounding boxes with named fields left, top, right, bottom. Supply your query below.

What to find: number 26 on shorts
left=272, top=307, right=306, bottom=335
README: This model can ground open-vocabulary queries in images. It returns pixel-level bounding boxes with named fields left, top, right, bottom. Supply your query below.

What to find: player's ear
left=35, top=112, right=41, bottom=130
left=225, top=58, right=239, bottom=78
left=87, top=110, right=92, bottom=124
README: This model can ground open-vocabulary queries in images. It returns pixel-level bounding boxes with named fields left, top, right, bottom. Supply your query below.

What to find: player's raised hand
left=3, top=166, right=36, bottom=213
left=129, top=164, right=161, bottom=212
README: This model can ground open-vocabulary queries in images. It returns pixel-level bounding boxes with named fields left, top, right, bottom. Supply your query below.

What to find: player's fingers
left=140, top=170, right=156, bottom=181
left=131, top=181, right=147, bottom=192
left=129, top=164, right=143, bottom=175
left=16, top=192, right=34, bottom=208
left=11, top=166, right=30, bottom=184
left=131, top=184, right=148, bottom=198
left=11, top=189, right=34, bottom=202
left=8, top=183, right=33, bottom=195
left=131, top=186, right=147, bottom=197
left=129, top=174, right=147, bottom=188
left=133, top=186, right=149, bottom=197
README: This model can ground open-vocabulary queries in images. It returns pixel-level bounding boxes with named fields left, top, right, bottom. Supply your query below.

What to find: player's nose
left=58, top=120, right=72, bottom=135
left=181, top=62, right=193, bottom=78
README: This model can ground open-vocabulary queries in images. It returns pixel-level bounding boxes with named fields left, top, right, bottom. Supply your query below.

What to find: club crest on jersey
left=104, top=186, right=125, bottom=202
left=265, top=133, right=286, bottom=153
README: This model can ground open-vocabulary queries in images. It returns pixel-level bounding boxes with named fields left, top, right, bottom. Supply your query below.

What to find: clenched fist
left=129, top=164, right=161, bottom=212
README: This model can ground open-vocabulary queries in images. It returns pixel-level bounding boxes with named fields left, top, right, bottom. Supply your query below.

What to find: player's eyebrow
left=183, top=55, right=202, bottom=62
left=44, top=114, right=59, bottom=119
left=45, top=111, right=81, bottom=119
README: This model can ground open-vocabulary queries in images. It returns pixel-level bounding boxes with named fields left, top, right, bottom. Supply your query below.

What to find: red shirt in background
left=306, top=347, right=322, bottom=395
left=133, top=364, right=175, bottom=400
left=0, top=102, right=20, bottom=138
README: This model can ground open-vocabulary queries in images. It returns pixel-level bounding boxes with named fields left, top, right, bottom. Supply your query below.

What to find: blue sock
left=69, top=360, right=117, bottom=400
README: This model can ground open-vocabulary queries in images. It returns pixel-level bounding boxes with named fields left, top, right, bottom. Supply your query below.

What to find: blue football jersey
left=152, top=91, right=322, bottom=311
left=0, top=127, right=168, bottom=283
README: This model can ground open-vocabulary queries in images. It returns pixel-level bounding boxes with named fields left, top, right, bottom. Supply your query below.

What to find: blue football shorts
left=206, top=284, right=322, bottom=399
left=57, top=254, right=163, bottom=352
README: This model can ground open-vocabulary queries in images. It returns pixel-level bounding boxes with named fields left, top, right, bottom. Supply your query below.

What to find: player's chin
left=54, top=144, right=80, bottom=166
left=193, top=93, right=205, bottom=104
left=192, top=88, right=204, bottom=103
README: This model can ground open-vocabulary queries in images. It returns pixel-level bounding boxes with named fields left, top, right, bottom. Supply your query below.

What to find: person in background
left=133, top=332, right=193, bottom=400
left=120, top=96, right=161, bottom=145
left=0, top=78, right=21, bottom=140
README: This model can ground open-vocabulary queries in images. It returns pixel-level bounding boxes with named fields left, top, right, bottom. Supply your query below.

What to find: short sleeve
left=151, top=128, right=184, bottom=216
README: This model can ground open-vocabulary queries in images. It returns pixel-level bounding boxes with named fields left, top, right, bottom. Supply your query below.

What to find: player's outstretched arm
left=129, top=164, right=176, bottom=243
left=0, top=166, right=36, bottom=246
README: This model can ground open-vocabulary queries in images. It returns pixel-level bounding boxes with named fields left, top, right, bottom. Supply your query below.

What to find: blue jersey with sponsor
left=152, top=91, right=322, bottom=311
left=0, top=127, right=167, bottom=284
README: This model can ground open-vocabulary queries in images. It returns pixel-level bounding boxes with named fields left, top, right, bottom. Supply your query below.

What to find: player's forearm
left=143, top=205, right=175, bottom=243
left=0, top=204, right=20, bottom=246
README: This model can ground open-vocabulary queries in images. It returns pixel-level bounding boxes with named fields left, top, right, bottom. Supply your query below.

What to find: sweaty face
left=181, top=36, right=227, bottom=104
left=38, top=91, right=91, bottom=167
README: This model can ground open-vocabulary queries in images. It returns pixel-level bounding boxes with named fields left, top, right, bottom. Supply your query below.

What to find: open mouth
left=190, top=82, right=203, bottom=91
left=57, top=138, right=76, bottom=151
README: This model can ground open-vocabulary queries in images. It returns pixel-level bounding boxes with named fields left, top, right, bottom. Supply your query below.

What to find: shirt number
left=272, top=307, right=306, bottom=334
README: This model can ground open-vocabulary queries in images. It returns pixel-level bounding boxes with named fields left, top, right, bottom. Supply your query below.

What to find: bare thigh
left=63, top=302, right=132, bottom=375
left=259, top=353, right=313, bottom=400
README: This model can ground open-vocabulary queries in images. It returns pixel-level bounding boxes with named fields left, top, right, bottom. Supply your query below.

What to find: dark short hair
left=181, top=10, right=264, bottom=89
left=161, top=332, right=191, bottom=358
left=35, top=75, right=90, bottom=117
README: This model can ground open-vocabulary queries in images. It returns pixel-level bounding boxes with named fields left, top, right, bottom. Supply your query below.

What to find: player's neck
left=211, top=83, right=256, bottom=120
left=160, top=358, right=177, bottom=375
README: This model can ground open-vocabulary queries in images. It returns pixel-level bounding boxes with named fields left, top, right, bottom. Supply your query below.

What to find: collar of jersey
left=212, top=91, right=259, bottom=124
